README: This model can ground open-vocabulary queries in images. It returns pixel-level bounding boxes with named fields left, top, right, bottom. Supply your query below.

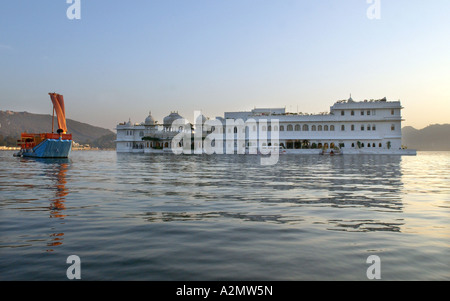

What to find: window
left=303, top=124, right=309, bottom=131
left=372, top=125, right=376, bottom=131
left=341, top=111, right=345, bottom=116
left=330, top=125, right=335, bottom=131
left=361, top=111, right=364, bottom=115
left=367, top=125, right=371, bottom=131
left=280, top=125, right=284, bottom=131
left=367, top=110, right=371, bottom=115
left=373, top=143, right=376, bottom=147
left=352, top=143, right=355, bottom=148
left=234, top=127, right=237, bottom=133
left=311, top=125, right=316, bottom=131
left=351, top=124, right=355, bottom=131
left=341, top=125, right=345, bottom=131
left=391, top=109, right=395, bottom=115
left=379, top=143, right=382, bottom=148
left=273, top=125, right=279, bottom=131
left=318, top=125, right=322, bottom=131
left=268, top=125, right=271, bottom=131
left=324, top=125, right=329, bottom=131
left=262, top=125, right=267, bottom=131
left=391, top=124, right=395, bottom=131
left=361, top=125, right=364, bottom=131
left=351, top=110, right=355, bottom=116
left=287, top=124, right=293, bottom=131
left=295, top=124, right=300, bottom=131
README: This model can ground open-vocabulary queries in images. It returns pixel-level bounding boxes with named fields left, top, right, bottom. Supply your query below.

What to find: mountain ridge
left=0, top=110, right=115, bottom=149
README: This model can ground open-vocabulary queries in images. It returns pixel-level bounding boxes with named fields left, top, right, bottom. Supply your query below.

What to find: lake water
left=0, top=150, right=448, bottom=281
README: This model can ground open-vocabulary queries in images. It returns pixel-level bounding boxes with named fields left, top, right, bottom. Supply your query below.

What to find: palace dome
left=163, top=111, right=183, bottom=127
left=144, top=111, right=156, bottom=125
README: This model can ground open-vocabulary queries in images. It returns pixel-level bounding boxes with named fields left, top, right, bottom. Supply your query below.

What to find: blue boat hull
left=21, top=139, right=72, bottom=158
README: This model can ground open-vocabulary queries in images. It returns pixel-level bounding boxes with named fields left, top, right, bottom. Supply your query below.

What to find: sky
left=0, top=0, right=449, bottom=131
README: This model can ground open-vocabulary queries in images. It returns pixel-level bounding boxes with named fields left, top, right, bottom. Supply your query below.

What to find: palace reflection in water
left=117, top=153, right=405, bottom=233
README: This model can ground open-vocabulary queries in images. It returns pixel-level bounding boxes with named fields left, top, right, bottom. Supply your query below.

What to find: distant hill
left=402, top=124, right=450, bottom=151
left=0, top=110, right=115, bottom=149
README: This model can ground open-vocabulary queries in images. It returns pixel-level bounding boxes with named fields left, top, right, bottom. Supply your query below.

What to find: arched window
left=379, top=143, right=382, bottom=148
left=352, top=143, right=355, bottom=147
left=279, top=125, right=284, bottom=131
left=262, top=125, right=267, bottom=131
left=391, top=124, right=395, bottom=131
left=273, top=125, right=278, bottom=131
left=351, top=124, right=355, bottom=131
left=361, top=125, right=365, bottom=131
left=287, top=124, right=293, bottom=131
left=372, top=125, right=376, bottom=131
left=330, top=125, right=335, bottom=131
left=351, top=110, right=355, bottom=116
left=367, top=125, right=371, bottom=131
left=318, top=125, right=322, bottom=131
left=234, top=127, right=238, bottom=133
left=295, top=124, right=301, bottom=131
left=324, top=125, right=329, bottom=131
left=372, top=143, right=376, bottom=147
left=268, top=125, right=271, bottom=131
left=311, top=125, right=316, bottom=131
left=341, top=125, right=345, bottom=131
left=302, top=124, right=309, bottom=131
left=341, top=111, right=345, bottom=116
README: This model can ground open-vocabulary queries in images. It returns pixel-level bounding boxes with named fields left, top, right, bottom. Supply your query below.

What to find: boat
left=14, top=93, right=72, bottom=158
left=320, top=147, right=342, bottom=156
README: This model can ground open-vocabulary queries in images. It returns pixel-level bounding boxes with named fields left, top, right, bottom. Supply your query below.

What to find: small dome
left=348, top=94, right=354, bottom=102
left=163, top=111, right=183, bottom=127
left=144, top=111, right=156, bottom=125
left=126, top=118, right=132, bottom=126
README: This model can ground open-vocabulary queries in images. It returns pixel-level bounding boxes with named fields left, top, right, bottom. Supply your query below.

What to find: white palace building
left=115, top=96, right=416, bottom=156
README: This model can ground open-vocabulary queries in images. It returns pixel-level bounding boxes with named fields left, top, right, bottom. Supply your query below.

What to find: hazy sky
left=1, top=0, right=449, bottom=130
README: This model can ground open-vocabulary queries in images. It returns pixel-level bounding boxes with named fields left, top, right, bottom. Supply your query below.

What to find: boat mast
left=51, top=106, right=55, bottom=133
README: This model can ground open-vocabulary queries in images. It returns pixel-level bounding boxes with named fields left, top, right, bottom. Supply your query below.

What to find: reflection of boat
left=15, top=93, right=72, bottom=158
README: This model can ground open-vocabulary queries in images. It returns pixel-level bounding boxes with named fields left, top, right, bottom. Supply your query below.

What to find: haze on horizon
left=1, top=0, right=449, bottom=131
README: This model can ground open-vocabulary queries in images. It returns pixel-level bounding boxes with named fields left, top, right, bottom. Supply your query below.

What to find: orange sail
left=49, top=93, right=68, bottom=133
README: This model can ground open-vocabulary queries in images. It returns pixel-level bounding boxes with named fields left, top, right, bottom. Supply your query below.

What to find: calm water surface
left=0, top=150, right=448, bottom=280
